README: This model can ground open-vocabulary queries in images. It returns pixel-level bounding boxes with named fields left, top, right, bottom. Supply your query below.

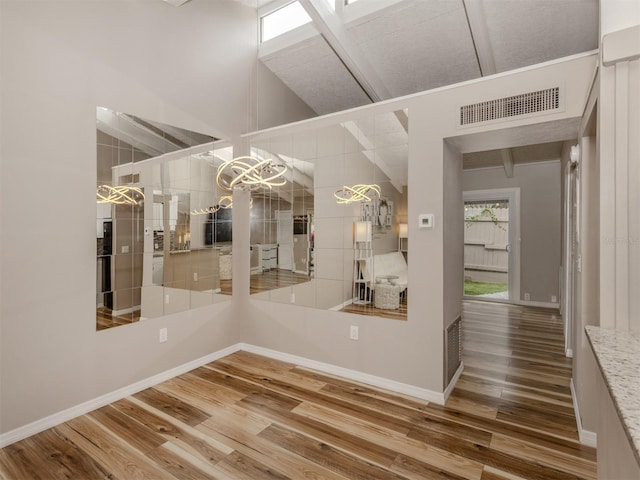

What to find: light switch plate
left=418, top=214, right=434, bottom=229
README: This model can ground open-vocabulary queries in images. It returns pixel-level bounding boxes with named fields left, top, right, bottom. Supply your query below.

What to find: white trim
left=110, top=305, right=141, bottom=316
left=570, top=378, right=598, bottom=447
left=519, top=300, right=560, bottom=309
left=444, top=362, right=464, bottom=403
left=240, top=343, right=445, bottom=404
left=0, top=343, right=242, bottom=449
left=329, top=298, right=353, bottom=311
left=565, top=348, right=574, bottom=358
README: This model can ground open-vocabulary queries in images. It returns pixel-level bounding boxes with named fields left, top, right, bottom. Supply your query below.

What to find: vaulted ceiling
left=256, top=0, right=598, bottom=172
left=258, top=0, right=599, bottom=116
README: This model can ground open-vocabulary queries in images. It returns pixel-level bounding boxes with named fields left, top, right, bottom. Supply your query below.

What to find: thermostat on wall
left=418, top=214, right=434, bottom=229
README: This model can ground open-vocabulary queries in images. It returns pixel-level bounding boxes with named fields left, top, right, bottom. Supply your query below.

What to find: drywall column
left=598, top=25, right=640, bottom=331
left=408, top=108, right=446, bottom=392
left=232, top=140, right=252, bottom=328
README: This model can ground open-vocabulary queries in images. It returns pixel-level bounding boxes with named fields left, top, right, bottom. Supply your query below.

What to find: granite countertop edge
left=585, top=325, right=640, bottom=464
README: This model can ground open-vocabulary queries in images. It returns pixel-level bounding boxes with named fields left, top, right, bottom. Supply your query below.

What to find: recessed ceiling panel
left=482, top=0, right=598, bottom=72
left=347, top=0, right=481, bottom=97
left=260, top=35, right=372, bottom=115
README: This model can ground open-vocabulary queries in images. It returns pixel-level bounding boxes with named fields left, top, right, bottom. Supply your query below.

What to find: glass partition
left=96, top=107, right=231, bottom=331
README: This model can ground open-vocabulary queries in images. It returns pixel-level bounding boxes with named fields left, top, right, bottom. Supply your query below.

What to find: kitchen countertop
left=585, top=325, right=640, bottom=464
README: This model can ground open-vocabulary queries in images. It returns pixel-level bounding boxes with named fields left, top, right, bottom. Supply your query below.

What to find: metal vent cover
left=444, top=316, right=462, bottom=388
left=460, top=87, right=560, bottom=126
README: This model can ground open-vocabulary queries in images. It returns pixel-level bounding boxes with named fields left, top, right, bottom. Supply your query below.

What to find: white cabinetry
left=257, top=244, right=277, bottom=272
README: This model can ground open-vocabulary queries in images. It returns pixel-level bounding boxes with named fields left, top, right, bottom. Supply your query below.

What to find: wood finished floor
left=96, top=307, right=141, bottom=331
left=250, top=269, right=312, bottom=295
left=340, top=292, right=408, bottom=321
left=0, top=301, right=596, bottom=479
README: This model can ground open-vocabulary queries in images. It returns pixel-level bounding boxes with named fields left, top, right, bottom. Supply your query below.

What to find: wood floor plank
left=390, top=453, right=475, bottom=480
left=144, top=443, right=219, bottom=480
left=206, top=361, right=418, bottom=434
left=87, top=404, right=166, bottom=454
left=0, top=441, right=53, bottom=480
left=291, top=367, right=429, bottom=412
left=56, top=417, right=172, bottom=480
left=133, top=387, right=210, bottom=427
left=110, top=397, right=232, bottom=465
left=407, top=425, right=585, bottom=480
left=292, top=401, right=485, bottom=480
left=218, top=351, right=327, bottom=392
left=196, top=402, right=349, bottom=480
left=238, top=393, right=401, bottom=468
left=490, top=434, right=596, bottom=479
left=259, top=423, right=407, bottom=480
left=215, top=451, right=290, bottom=480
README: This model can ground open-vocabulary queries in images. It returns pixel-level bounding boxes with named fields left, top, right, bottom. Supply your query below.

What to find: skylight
left=261, top=1, right=312, bottom=42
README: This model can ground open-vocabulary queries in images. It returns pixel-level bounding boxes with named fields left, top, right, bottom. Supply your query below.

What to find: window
left=261, top=1, right=312, bottom=42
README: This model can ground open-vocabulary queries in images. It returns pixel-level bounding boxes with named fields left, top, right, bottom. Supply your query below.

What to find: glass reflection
left=247, top=109, right=408, bottom=320
left=248, top=141, right=315, bottom=297
left=96, top=107, right=231, bottom=331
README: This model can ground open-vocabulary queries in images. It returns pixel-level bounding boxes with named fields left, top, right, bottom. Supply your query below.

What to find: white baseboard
left=570, top=378, right=598, bottom=447
left=329, top=299, right=353, bottom=311
left=444, top=362, right=464, bottom=403
left=0, top=343, right=243, bottom=449
left=519, top=300, right=560, bottom=309
left=240, top=343, right=445, bottom=404
left=111, top=305, right=141, bottom=316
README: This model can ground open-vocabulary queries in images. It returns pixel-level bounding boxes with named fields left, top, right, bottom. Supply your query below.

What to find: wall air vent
left=460, top=87, right=560, bottom=126
left=444, top=316, right=462, bottom=388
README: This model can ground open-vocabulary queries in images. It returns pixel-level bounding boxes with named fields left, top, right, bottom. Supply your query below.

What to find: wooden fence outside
left=464, top=205, right=509, bottom=284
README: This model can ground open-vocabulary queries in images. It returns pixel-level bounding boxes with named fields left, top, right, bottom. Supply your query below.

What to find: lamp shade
left=355, top=221, right=372, bottom=242
left=399, top=223, right=408, bottom=238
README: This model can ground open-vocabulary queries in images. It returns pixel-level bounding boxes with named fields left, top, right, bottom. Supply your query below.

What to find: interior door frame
left=463, top=188, right=521, bottom=304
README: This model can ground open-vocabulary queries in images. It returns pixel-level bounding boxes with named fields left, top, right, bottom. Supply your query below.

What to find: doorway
left=276, top=209, right=293, bottom=270
left=463, top=188, right=520, bottom=303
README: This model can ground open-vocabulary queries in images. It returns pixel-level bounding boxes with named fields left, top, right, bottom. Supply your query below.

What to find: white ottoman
left=374, top=283, right=401, bottom=309
left=219, top=254, right=232, bottom=280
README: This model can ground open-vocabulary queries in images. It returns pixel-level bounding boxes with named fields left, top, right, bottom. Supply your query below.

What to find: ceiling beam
left=462, top=0, right=497, bottom=76
left=342, top=121, right=404, bottom=193
left=464, top=0, right=519, bottom=177
left=500, top=148, right=514, bottom=178
left=298, top=0, right=391, bottom=103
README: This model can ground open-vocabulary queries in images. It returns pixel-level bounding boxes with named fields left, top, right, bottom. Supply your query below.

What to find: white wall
left=0, top=0, right=257, bottom=434
left=257, top=62, right=317, bottom=130
left=443, top=141, right=464, bottom=328
left=463, top=162, right=562, bottom=304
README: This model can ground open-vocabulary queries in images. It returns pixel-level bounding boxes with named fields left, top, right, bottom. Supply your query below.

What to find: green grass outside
left=464, top=281, right=508, bottom=296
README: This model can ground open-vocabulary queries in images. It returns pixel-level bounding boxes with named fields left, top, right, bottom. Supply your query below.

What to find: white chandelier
left=190, top=195, right=253, bottom=215
left=96, top=185, right=145, bottom=205
left=334, top=184, right=380, bottom=204
left=216, top=155, right=287, bottom=191
left=190, top=205, right=220, bottom=216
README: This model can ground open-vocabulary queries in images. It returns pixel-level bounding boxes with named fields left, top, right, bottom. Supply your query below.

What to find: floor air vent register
left=445, top=316, right=462, bottom=388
